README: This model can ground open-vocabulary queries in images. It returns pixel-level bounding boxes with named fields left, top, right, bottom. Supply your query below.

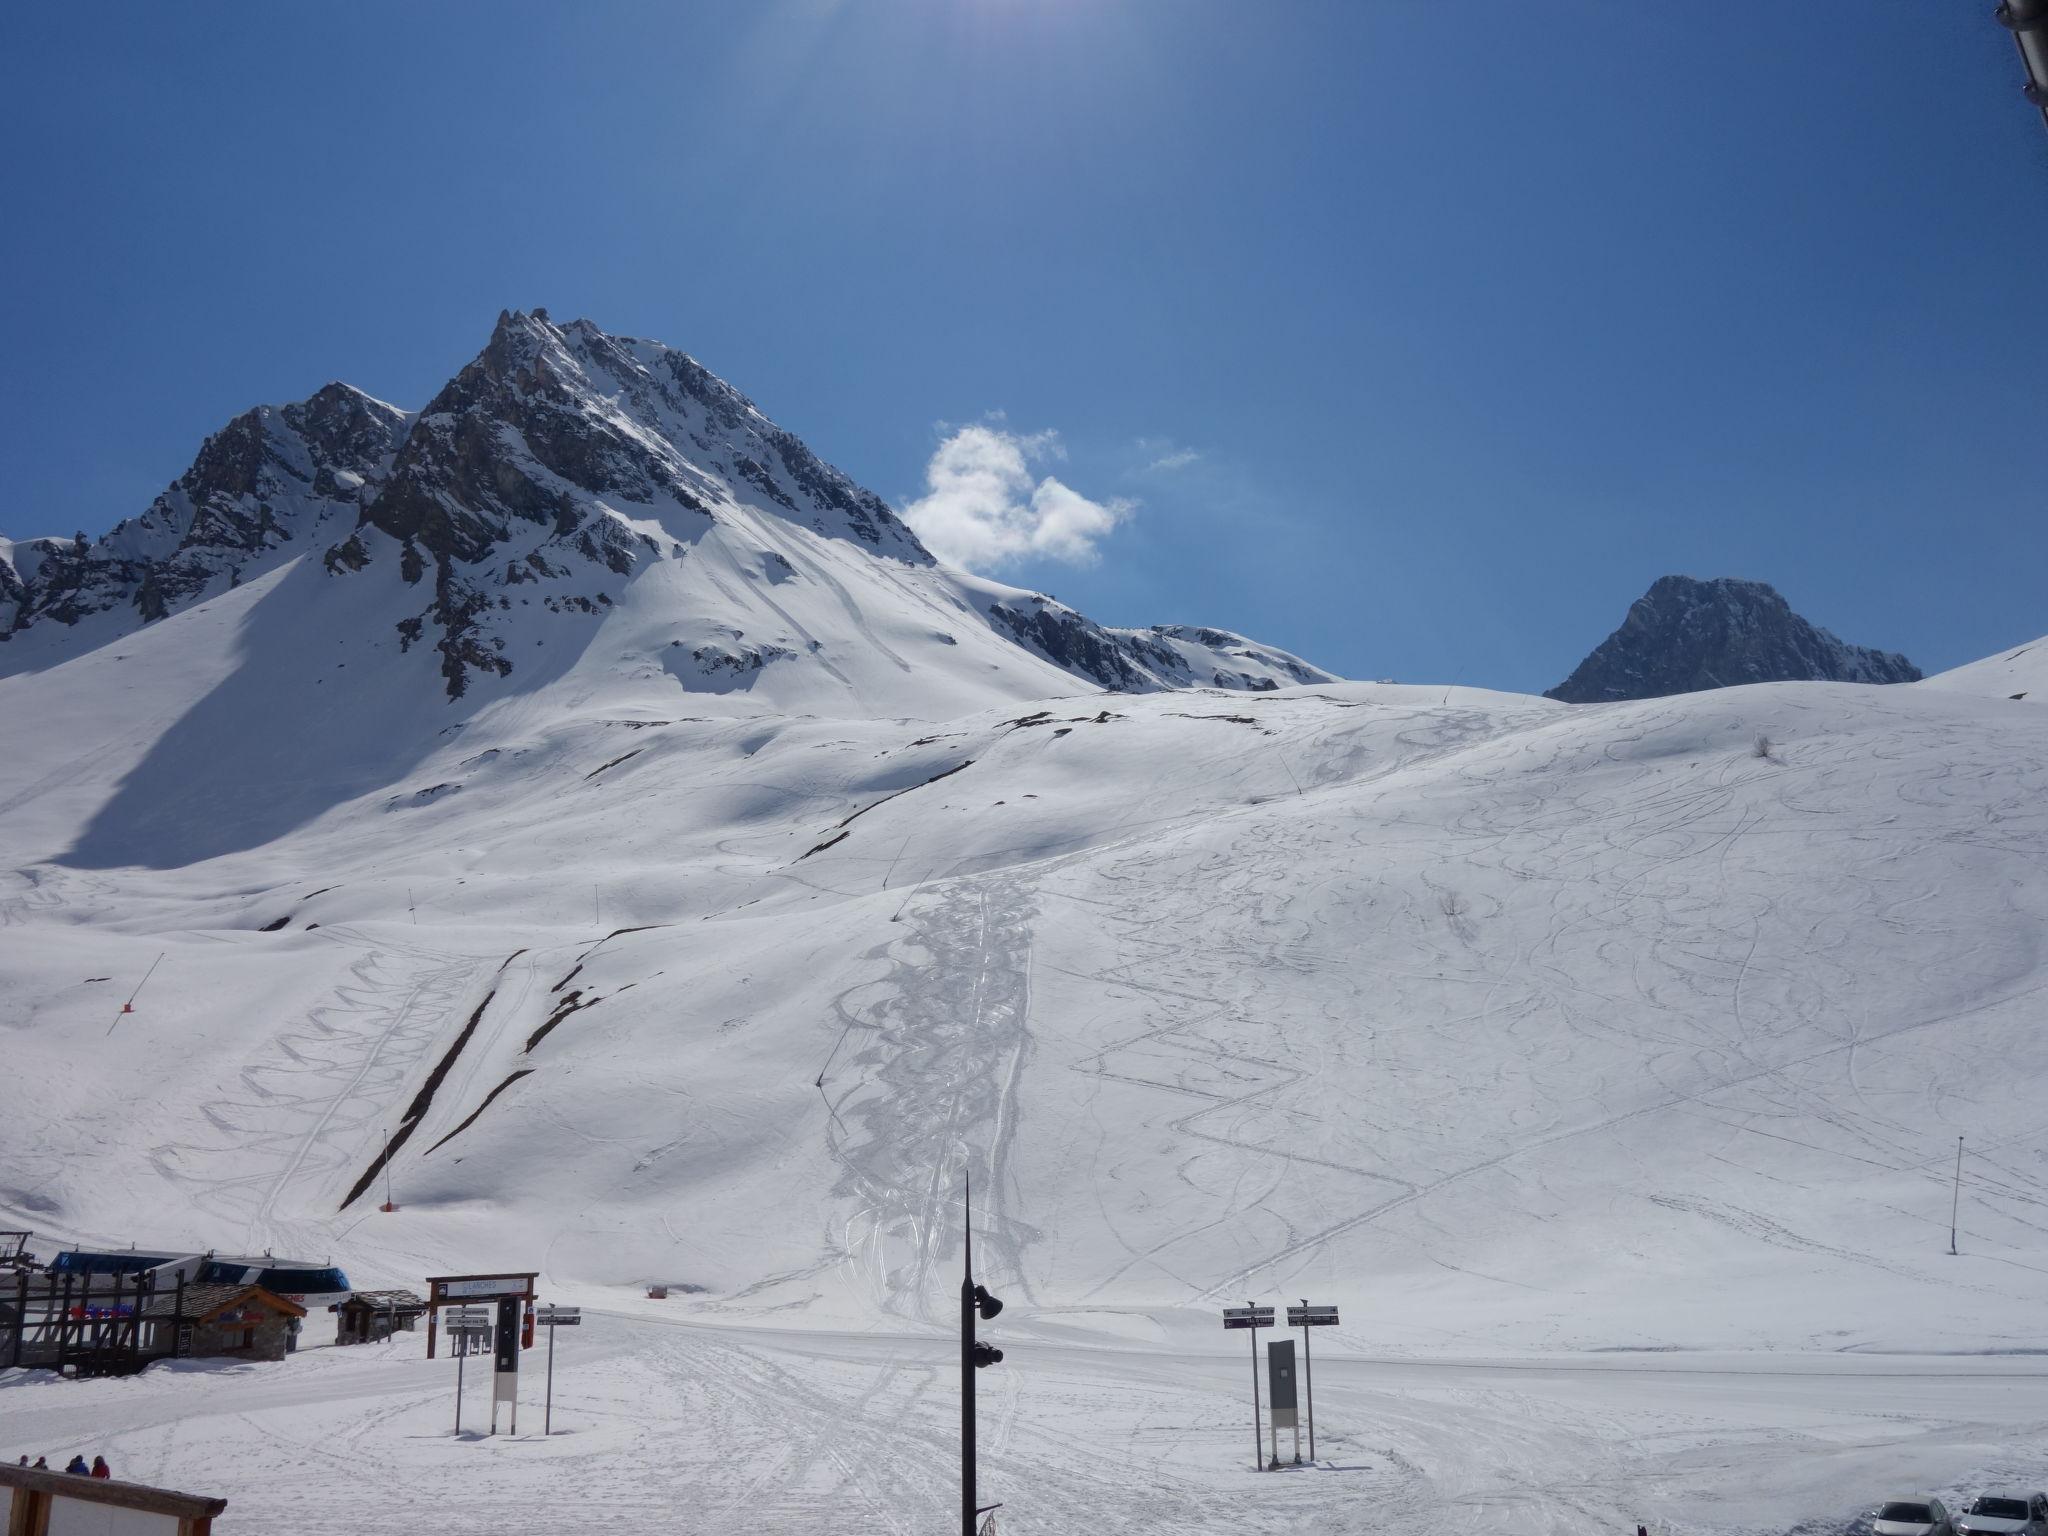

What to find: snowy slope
left=7, top=643, right=2048, bottom=1534
left=1921, top=633, right=2047, bottom=703
left=3, top=328, right=2045, bottom=1534
left=6, top=649, right=2048, bottom=1354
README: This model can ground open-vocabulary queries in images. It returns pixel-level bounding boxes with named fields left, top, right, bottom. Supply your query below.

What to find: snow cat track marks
left=814, top=872, right=1038, bottom=1321
left=1194, top=967, right=2048, bottom=1304
left=584, top=747, right=645, bottom=779
left=423, top=1068, right=536, bottom=1154
left=525, top=988, right=600, bottom=1053
left=140, top=934, right=487, bottom=1244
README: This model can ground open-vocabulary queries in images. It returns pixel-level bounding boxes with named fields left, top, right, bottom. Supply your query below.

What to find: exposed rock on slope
left=1546, top=575, right=1919, bottom=704
left=0, top=384, right=407, bottom=667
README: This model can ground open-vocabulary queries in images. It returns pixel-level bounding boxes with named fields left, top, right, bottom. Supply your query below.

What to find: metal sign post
left=1286, top=1301, right=1339, bottom=1464
left=1221, top=1304, right=1274, bottom=1470
left=445, top=1307, right=490, bottom=1435
left=536, top=1305, right=581, bottom=1434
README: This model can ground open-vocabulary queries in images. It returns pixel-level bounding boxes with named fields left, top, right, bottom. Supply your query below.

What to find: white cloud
left=900, top=423, right=1131, bottom=571
left=1130, top=436, right=1204, bottom=473
left=1132, top=436, right=1202, bottom=473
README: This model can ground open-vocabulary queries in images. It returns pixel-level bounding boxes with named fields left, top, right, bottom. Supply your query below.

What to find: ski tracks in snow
left=147, top=925, right=487, bottom=1254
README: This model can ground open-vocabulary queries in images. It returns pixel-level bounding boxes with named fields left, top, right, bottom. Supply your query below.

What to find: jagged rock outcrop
left=1, top=384, right=407, bottom=661
left=1546, top=576, right=1919, bottom=704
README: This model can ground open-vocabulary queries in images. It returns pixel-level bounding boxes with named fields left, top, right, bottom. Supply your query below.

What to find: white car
left=1955, top=1494, right=2047, bottom=1536
left=1875, top=1499, right=1955, bottom=1536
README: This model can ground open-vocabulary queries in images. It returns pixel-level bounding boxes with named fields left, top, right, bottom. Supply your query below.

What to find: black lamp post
left=962, top=1172, right=1005, bottom=1536
left=1999, top=0, right=2048, bottom=135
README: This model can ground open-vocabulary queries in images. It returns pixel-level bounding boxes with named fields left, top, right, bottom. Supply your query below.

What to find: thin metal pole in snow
left=106, top=950, right=166, bottom=1035
left=545, top=1319, right=556, bottom=1434
left=1951, top=1136, right=1964, bottom=1255
left=1249, top=1303, right=1263, bottom=1472
left=1301, top=1299, right=1316, bottom=1464
left=381, top=1128, right=397, bottom=1212
left=455, top=1336, right=465, bottom=1436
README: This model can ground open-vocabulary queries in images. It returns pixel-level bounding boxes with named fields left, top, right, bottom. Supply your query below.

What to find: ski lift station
left=45, top=1247, right=351, bottom=1313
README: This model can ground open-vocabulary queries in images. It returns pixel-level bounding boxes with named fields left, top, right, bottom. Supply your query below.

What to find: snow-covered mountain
left=1546, top=574, right=1920, bottom=702
left=5, top=327, right=2047, bottom=1536
left=1, top=311, right=1333, bottom=709
left=0, top=384, right=409, bottom=672
left=1921, top=633, right=2046, bottom=703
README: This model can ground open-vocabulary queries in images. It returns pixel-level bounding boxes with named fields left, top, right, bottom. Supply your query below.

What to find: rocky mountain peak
left=0, top=383, right=408, bottom=666
left=1546, top=575, right=1920, bottom=704
left=6, top=310, right=1340, bottom=706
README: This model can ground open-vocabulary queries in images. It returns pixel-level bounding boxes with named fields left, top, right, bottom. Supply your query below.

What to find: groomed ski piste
left=5, top=592, right=2048, bottom=1535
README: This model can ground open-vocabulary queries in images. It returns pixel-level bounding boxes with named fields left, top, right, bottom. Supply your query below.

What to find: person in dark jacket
left=89, top=1455, right=111, bottom=1479
left=64, top=1455, right=88, bottom=1475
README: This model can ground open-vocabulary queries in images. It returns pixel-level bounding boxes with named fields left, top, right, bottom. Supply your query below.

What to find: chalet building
left=142, top=1284, right=305, bottom=1363
left=334, top=1289, right=427, bottom=1345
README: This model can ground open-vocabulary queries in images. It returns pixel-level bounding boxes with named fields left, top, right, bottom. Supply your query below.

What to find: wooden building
left=3, top=1462, right=226, bottom=1535
left=333, top=1289, right=427, bottom=1345
left=142, top=1284, right=305, bottom=1363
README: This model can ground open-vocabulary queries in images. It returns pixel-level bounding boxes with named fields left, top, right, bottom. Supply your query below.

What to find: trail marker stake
left=1951, top=1135, right=1964, bottom=1255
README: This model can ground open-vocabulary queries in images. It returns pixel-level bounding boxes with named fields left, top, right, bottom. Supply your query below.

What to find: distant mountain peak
left=1546, top=575, right=1919, bottom=704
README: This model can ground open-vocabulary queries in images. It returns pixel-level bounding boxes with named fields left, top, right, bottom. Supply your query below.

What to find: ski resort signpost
left=1222, top=1304, right=1274, bottom=1470
left=444, top=1307, right=491, bottom=1435
left=1286, top=1300, right=1338, bottom=1463
left=537, top=1304, right=580, bottom=1435
left=423, top=1271, right=537, bottom=1359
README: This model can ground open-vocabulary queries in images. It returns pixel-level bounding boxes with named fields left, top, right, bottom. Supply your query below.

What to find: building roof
left=338, top=1288, right=427, bottom=1312
left=142, top=1283, right=307, bottom=1322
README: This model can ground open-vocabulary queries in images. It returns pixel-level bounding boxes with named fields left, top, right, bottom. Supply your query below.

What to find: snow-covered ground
left=11, top=1309, right=2048, bottom=1535
left=7, top=594, right=2048, bottom=1532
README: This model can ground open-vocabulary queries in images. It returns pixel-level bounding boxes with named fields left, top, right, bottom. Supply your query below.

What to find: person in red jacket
left=89, top=1455, right=110, bottom=1479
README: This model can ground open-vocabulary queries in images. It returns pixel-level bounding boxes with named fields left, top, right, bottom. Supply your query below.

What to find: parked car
left=1875, top=1499, right=1955, bottom=1536
left=1955, top=1494, right=2047, bottom=1536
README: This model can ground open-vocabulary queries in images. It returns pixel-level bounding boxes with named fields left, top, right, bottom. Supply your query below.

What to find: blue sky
left=3, top=1, right=2044, bottom=694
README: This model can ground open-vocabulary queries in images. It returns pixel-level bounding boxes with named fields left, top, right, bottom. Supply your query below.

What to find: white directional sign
left=537, top=1306, right=582, bottom=1326
left=1286, top=1304, right=1339, bottom=1326
left=1221, top=1305, right=1274, bottom=1330
left=442, top=1277, right=531, bottom=1299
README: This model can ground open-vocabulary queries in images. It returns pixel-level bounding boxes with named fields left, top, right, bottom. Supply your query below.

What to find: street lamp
left=1998, top=0, right=2048, bottom=135
left=962, top=1172, right=1005, bottom=1536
